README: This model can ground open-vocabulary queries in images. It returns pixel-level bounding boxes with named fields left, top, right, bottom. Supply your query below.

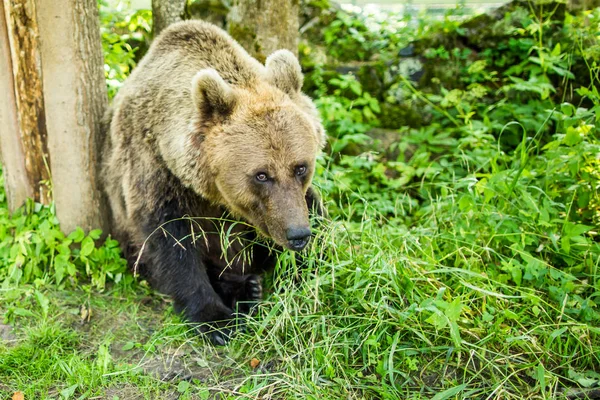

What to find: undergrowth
left=1, top=1, right=599, bottom=399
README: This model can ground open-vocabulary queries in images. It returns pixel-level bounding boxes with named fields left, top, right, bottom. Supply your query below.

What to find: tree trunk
left=228, top=0, right=299, bottom=63
left=0, top=0, right=51, bottom=208
left=0, top=1, right=31, bottom=211
left=152, top=0, right=186, bottom=37
left=35, top=0, right=110, bottom=233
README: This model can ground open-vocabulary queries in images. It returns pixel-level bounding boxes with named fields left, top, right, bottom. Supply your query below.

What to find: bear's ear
left=265, top=50, right=303, bottom=96
left=192, top=69, right=237, bottom=118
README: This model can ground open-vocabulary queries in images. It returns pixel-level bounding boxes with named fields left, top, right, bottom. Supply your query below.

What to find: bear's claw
left=207, top=329, right=231, bottom=346
left=245, top=275, right=263, bottom=301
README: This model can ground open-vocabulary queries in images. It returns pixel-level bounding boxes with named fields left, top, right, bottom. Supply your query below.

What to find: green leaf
left=560, top=103, right=574, bottom=117
left=370, top=99, right=381, bottom=113
left=445, top=298, right=462, bottom=322
left=561, top=236, right=571, bottom=254
left=431, top=384, right=467, bottom=400
left=67, top=227, right=85, bottom=243
left=96, top=343, right=112, bottom=373
left=177, top=381, right=190, bottom=393
left=551, top=43, right=561, bottom=57
left=60, top=384, right=78, bottom=399
left=577, top=377, right=599, bottom=388
left=482, top=312, right=494, bottom=322
left=12, top=308, right=35, bottom=317
left=80, top=236, right=95, bottom=257
left=449, top=321, right=462, bottom=348
left=349, top=81, right=362, bottom=96
left=34, top=290, right=49, bottom=318
left=549, top=327, right=568, bottom=341
left=564, top=127, right=582, bottom=146
left=458, top=195, right=474, bottom=211
left=511, top=266, right=522, bottom=286
left=89, top=229, right=103, bottom=240
left=54, top=257, right=65, bottom=284
left=504, top=310, right=519, bottom=320
left=537, top=363, right=546, bottom=392
left=57, top=243, right=71, bottom=256
left=425, top=310, right=447, bottom=329
left=565, top=223, right=593, bottom=237
left=121, top=341, right=135, bottom=351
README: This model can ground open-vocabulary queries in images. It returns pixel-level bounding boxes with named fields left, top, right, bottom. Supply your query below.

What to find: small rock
left=0, top=324, right=16, bottom=343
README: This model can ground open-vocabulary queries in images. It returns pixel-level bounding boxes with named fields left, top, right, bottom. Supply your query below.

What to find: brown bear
left=101, top=21, right=325, bottom=344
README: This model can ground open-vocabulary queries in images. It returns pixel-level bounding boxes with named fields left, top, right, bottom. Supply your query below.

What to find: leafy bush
left=0, top=1, right=145, bottom=292
left=0, top=169, right=130, bottom=291
left=99, top=0, right=151, bottom=98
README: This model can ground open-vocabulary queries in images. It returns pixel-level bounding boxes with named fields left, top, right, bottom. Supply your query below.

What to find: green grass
left=1, top=191, right=598, bottom=398
left=1, top=1, right=600, bottom=399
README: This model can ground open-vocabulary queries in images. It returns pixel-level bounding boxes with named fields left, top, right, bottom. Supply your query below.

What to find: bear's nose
left=286, top=227, right=311, bottom=251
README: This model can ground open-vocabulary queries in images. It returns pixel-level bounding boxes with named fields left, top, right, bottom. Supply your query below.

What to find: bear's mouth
left=254, top=222, right=299, bottom=250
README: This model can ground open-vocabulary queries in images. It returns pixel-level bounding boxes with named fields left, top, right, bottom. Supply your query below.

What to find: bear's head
left=189, top=50, right=325, bottom=251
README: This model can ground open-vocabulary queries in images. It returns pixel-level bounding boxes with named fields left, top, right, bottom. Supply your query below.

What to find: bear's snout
left=286, top=226, right=311, bottom=251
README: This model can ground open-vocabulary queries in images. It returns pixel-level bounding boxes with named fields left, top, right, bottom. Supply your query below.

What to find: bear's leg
left=141, top=201, right=236, bottom=345
left=209, top=273, right=263, bottom=314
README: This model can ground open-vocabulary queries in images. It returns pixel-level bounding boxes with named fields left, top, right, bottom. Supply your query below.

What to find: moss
left=227, top=22, right=255, bottom=45
left=187, top=0, right=229, bottom=27
left=227, top=22, right=267, bottom=61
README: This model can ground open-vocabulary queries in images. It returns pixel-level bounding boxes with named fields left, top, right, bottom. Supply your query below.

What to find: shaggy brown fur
left=101, top=21, right=324, bottom=344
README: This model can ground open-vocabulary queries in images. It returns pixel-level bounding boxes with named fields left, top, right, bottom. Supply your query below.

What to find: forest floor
left=0, top=284, right=265, bottom=399
left=2, top=2, right=600, bottom=399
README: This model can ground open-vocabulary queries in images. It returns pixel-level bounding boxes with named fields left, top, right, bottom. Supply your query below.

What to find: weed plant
left=0, top=1, right=599, bottom=398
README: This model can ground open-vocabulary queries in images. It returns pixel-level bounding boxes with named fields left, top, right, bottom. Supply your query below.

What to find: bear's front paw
left=234, top=274, right=262, bottom=315
left=205, top=326, right=232, bottom=346
left=245, top=275, right=263, bottom=302
left=197, top=316, right=237, bottom=346
left=180, top=299, right=237, bottom=345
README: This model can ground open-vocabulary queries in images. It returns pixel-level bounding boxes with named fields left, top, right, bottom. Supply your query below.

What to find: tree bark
left=152, top=0, right=186, bottom=37
left=0, top=1, right=30, bottom=211
left=227, top=0, right=300, bottom=63
left=35, top=0, right=109, bottom=233
left=0, top=0, right=51, bottom=208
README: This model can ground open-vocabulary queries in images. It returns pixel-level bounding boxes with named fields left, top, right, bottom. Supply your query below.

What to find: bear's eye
left=295, top=166, right=307, bottom=176
left=255, top=172, right=269, bottom=182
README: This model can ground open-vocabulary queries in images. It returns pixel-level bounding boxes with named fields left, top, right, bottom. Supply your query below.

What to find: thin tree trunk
left=36, top=0, right=109, bottom=233
left=227, top=0, right=299, bottom=63
left=0, top=0, right=51, bottom=207
left=0, top=1, right=30, bottom=211
left=152, top=0, right=186, bottom=37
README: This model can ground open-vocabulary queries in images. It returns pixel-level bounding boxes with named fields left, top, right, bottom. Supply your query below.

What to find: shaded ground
left=0, top=285, right=264, bottom=399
